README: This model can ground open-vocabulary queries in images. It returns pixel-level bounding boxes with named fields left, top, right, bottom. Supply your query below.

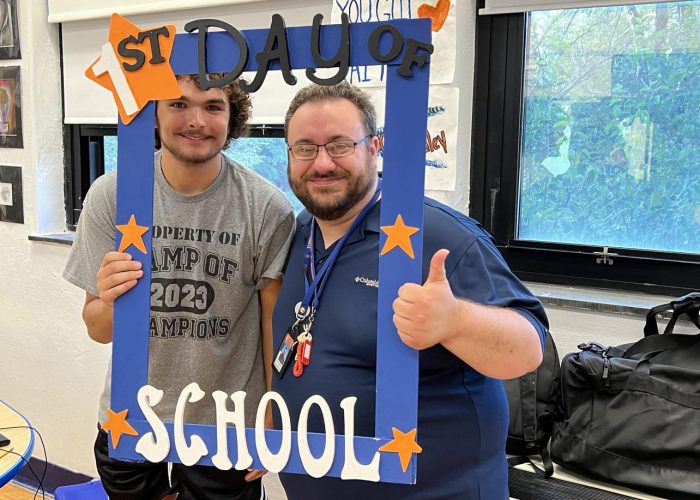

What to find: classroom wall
left=0, top=0, right=110, bottom=477
left=0, top=0, right=671, bottom=478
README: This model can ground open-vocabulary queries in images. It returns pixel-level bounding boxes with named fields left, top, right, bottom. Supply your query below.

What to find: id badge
left=273, top=331, right=298, bottom=378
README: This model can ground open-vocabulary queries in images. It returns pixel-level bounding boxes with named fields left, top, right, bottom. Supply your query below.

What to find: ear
left=369, top=134, right=380, bottom=159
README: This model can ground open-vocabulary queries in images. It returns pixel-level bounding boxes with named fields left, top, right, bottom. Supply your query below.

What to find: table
left=0, top=400, right=34, bottom=488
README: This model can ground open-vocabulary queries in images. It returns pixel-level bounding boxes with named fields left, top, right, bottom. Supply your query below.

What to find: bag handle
left=643, top=292, right=700, bottom=337
left=622, top=333, right=694, bottom=358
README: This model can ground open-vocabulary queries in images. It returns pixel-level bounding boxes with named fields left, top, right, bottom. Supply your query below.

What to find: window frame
left=63, top=123, right=285, bottom=231
left=470, top=5, right=699, bottom=296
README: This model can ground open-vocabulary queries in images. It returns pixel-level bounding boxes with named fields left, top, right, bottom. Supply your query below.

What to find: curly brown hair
left=155, top=74, right=252, bottom=150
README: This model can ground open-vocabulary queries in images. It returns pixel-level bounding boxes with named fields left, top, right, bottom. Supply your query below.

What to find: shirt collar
left=298, top=199, right=382, bottom=250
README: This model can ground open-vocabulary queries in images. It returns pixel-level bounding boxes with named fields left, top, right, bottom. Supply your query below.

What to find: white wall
left=0, top=0, right=110, bottom=477
left=0, top=0, right=684, bottom=480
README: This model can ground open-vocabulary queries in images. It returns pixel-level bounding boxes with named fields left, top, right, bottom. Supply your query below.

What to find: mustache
left=302, top=172, right=348, bottom=181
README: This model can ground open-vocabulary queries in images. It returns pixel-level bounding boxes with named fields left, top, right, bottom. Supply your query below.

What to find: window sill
left=20, top=234, right=686, bottom=318
left=28, top=232, right=74, bottom=246
left=526, top=282, right=678, bottom=317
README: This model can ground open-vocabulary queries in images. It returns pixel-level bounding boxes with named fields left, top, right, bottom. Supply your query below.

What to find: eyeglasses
left=287, top=135, right=372, bottom=160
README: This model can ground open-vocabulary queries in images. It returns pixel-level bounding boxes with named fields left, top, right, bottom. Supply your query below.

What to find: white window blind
left=47, top=0, right=260, bottom=23
left=480, top=0, right=686, bottom=15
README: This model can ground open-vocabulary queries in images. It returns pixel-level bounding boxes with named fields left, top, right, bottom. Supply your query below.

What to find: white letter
left=297, top=395, right=335, bottom=478
left=255, top=391, right=291, bottom=473
left=135, top=385, right=170, bottom=462
left=174, top=382, right=208, bottom=466
left=211, top=390, right=252, bottom=471
left=92, top=43, right=139, bottom=116
left=340, top=397, right=380, bottom=481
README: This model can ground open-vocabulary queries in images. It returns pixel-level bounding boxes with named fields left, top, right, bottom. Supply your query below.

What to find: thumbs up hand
left=392, top=249, right=458, bottom=350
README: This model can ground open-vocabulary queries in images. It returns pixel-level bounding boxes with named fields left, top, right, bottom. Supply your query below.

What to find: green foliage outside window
left=520, top=2, right=700, bottom=254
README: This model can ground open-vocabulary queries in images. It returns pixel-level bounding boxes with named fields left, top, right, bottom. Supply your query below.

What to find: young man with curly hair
left=63, top=75, right=295, bottom=499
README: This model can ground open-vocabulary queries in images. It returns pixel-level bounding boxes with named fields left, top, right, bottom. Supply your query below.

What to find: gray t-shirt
left=63, top=152, right=295, bottom=426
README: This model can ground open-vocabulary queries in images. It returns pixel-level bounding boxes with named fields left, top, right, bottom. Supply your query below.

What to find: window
left=64, top=125, right=299, bottom=230
left=64, top=124, right=114, bottom=229
left=472, top=1, right=700, bottom=295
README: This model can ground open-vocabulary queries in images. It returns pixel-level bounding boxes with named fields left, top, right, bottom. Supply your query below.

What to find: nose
left=311, top=146, right=336, bottom=173
left=188, top=107, right=206, bottom=128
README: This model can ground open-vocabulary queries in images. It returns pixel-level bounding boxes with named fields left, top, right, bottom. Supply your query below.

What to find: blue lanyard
left=298, top=183, right=381, bottom=320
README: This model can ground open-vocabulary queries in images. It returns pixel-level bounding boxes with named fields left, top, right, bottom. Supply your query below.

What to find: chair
left=54, top=479, right=108, bottom=500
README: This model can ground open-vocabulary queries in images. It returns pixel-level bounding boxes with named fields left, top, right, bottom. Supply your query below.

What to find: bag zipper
left=578, top=342, right=612, bottom=387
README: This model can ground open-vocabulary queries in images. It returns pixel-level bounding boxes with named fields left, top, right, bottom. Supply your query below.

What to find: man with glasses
left=271, top=82, right=548, bottom=499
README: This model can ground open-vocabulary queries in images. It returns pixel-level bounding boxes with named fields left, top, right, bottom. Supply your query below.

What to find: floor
left=0, top=482, right=47, bottom=500
left=0, top=476, right=281, bottom=500
left=263, top=474, right=286, bottom=499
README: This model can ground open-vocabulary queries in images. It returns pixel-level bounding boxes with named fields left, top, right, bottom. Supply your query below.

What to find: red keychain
left=301, top=333, right=313, bottom=365
left=293, top=330, right=313, bottom=377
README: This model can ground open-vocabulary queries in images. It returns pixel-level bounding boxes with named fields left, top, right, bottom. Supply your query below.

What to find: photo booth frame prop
left=0, top=0, right=20, bottom=60
left=0, top=65, right=22, bottom=148
left=109, top=16, right=431, bottom=484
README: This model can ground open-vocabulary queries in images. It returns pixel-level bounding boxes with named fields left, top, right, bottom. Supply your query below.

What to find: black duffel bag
left=550, top=292, right=700, bottom=499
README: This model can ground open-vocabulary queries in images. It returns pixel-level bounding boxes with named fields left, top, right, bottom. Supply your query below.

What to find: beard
left=289, top=162, right=376, bottom=221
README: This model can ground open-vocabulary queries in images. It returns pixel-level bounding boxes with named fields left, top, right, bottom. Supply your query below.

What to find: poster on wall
left=331, top=1, right=458, bottom=192
left=0, top=164, right=23, bottom=224
left=0, top=0, right=21, bottom=60
left=0, top=65, right=22, bottom=148
left=331, top=0, right=456, bottom=86
left=368, top=85, right=459, bottom=191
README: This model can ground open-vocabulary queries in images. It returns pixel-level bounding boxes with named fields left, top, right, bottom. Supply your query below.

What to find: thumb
left=425, top=249, right=449, bottom=284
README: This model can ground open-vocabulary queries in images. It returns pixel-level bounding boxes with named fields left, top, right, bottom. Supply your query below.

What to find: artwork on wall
left=0, top=164, right=23, bottom=224
left=0, top=65, right=23, bottom=148
left=331, top=0, right=455, bottom=86
left=367, top=85, right=460, bottom=191
left=0, top=0, right=20, bottom=60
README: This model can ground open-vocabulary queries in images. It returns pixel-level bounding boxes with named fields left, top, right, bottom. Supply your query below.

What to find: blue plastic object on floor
left=54, top=479, right=108, bottom=500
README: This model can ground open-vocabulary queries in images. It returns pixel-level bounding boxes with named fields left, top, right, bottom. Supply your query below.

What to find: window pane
left=100, top=135, right=302, bottom=213
left=105, top=136, right=118, bottom=174
left=224, top=137, right=303, bottom=214
left=519, top=2, right=700, bottom=254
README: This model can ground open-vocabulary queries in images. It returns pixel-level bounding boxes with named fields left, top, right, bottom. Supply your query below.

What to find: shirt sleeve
left=62, top=174, right=117, bottom=296
left=446, top=235, right=549, bottom=350
left=253, top=191, right=296, bottom=290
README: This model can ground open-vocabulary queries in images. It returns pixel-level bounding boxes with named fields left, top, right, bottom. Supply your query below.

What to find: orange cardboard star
left=378, top=427, right=423, bottom=473
left=102, top=408, right=138, bottom=449
left=85, top=14, right=181, bottom=124
left=380, top=214, right=420, bottom=259
left=116, top=214, right=149, bottom=254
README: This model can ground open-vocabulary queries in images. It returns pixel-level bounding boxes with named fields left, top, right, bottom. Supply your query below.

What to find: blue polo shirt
left=272, top=198, right=548, bottom=500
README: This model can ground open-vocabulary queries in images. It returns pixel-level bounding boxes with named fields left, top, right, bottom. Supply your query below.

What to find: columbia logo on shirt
left=354, top=276, right=379, bottom=288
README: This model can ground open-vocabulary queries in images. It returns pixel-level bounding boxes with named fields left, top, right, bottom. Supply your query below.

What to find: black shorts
left=94, top=426, right=263, bottom=500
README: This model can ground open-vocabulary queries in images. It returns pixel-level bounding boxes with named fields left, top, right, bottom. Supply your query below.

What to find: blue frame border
left=111, top=18, right=430, bottom=484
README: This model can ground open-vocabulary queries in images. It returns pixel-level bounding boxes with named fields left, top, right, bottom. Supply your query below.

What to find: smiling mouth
left=179, top=134, right=210, bottom=141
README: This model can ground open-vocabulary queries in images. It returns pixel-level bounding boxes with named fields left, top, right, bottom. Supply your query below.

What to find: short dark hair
left=284, top=82, right=377, bottom=139
left=155, top=74, right=252, bottom=150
